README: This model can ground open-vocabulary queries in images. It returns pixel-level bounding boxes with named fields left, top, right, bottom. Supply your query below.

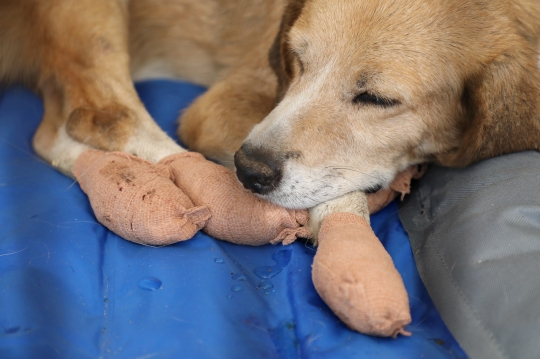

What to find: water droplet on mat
left=254, top=250, right=292, bottom=279
left=138, top=277, right=162, bottom=291
left=231, top=285, right=243, bottom=292
left=258, top=282, right=274, bottom=290
left=232, top=274, right=247, bottom=281
left=272, top=250, right=292, bottom=266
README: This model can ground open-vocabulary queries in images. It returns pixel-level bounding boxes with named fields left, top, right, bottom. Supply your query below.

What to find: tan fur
left=178, top=66, right=278, bottom=166
left=0, top=0, right=539, bottom=206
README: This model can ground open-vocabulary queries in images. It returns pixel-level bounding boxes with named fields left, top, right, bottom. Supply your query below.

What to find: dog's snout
left=234, top=145, right=283, bottom=195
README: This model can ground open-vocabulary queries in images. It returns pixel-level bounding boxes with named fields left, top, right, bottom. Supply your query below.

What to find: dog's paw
left=73, top=149, right=210, bottom=245
left=161, top=152, right=311, bottom=245
left=312, top=212, right=411, bottom=337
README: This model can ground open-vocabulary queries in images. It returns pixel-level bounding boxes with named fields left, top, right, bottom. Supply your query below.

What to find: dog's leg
left=1, top=0, right=183, bottom=177
left=307, top=191, right=370, bottom=245
left=177, top=66, right=277, bottom=168
left=128, top=0, right=284, bottom=168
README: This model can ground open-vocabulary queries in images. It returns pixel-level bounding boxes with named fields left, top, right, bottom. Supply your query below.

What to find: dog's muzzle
left=234, top=145, right=283, bottom=195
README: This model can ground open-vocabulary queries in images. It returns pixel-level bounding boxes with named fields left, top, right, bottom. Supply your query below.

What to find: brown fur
left=66, top=105, right=137, bottom=151
left=268, top=0, right=307, bottom=102
left=1, top=0, right=539, bottom=206
left=439, top=49, right=540, bottom=166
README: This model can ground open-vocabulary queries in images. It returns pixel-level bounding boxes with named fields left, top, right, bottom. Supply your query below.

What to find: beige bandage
left=73, top=150, right=210, bottom=245
left=161, top=152, right=311, bottom=245
left=312, top=212, right=412, bottom=338
left=367, top=165, right=427, bottom=213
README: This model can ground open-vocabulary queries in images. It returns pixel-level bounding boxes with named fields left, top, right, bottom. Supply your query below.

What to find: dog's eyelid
left=352, top=92, right=400, bottom=108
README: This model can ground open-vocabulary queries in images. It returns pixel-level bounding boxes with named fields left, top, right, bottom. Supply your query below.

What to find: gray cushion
left=400, top=151, right=540, bottom=359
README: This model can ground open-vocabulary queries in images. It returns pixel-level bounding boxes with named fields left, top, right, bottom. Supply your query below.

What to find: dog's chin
left=257, top=191, right=332, bottom=210
left=257, top=181, right=385, bottom=210
left=248, top=161, right=394, bottom=209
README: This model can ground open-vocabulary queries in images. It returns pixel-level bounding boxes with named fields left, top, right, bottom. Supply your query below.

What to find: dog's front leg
left=177, top=66, right=278, bottom=169
left=307, top=191, right=370, bottom=245
left=13, top=0, right=184, bottom=176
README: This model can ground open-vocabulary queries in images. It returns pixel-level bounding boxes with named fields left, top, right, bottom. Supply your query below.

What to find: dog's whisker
left=0, top=136, right=49, bottom=166
left=0, top=246, right=28, bottom=257
left=324, top=166, right=383, bottom=178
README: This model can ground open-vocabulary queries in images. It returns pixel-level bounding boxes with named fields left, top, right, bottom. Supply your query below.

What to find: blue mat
left=0, top=80, right=467, bottom=359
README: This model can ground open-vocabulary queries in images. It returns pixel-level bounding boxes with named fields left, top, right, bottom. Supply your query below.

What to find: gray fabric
left=400, top=151, right=540, bottom=359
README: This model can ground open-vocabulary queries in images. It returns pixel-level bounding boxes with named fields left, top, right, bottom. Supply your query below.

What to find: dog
left=1, top=0, right=539, bottom=214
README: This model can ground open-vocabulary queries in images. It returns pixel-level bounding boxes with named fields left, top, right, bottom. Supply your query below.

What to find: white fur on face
left=246, top=62, right=335, bottom=149
left=264, top=160, right=396, bottom=209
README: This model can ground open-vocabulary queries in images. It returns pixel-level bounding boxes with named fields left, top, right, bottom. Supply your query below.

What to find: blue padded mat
left=0, top=80, right=467, bottom=359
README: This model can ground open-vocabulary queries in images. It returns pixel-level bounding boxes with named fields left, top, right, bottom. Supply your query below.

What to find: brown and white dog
left=1, top=0, right=540, bottom=213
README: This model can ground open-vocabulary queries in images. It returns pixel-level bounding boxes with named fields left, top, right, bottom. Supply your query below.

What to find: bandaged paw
left=73, top=150, right=210, bottom=245
left=313, top=212, right=412, bottom=337
left=161, top=152, right=311, bottom=245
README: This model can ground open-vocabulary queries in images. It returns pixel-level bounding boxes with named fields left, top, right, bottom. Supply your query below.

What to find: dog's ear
left=437, top=49, right=540, bottom=167
left=268, top=0, right=306, bottom=103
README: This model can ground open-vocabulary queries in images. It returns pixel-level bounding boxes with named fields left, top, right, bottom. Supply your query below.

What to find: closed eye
left=352, top=92, right=400, bottom=108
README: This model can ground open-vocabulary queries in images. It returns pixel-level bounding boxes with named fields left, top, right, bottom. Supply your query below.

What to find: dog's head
left=235, top=0, right=540, bottom=209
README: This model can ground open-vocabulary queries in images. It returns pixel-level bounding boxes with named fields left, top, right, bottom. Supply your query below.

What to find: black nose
left=234, top=145, right=283, bottom=195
